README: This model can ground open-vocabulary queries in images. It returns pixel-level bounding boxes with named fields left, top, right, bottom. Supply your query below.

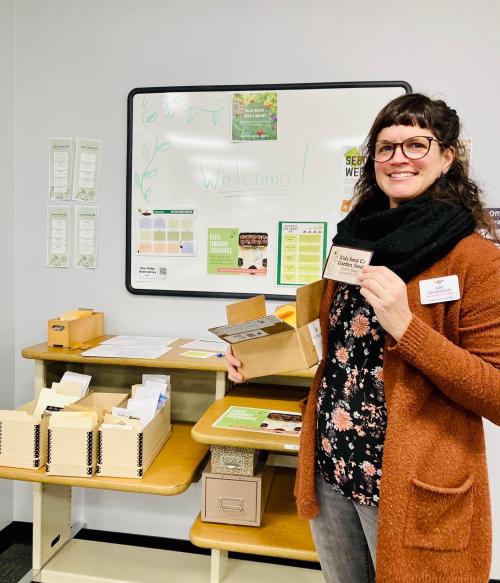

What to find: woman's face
left=374, top=124, right=454, bottom=208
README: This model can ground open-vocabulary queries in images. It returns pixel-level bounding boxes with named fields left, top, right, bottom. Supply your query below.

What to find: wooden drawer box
left=201, top=462, right=274, bottom=527
left=210, top=445, right=259, bottom=476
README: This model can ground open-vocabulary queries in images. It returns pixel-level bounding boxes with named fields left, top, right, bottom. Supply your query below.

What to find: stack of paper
left=33, top=372, right=92, bottom=416
left=109, top=374, right=171, bottom=429
left=81, top=336, right=178, bottom=359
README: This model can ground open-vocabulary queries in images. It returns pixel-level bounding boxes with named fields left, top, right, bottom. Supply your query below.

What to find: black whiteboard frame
left=126, top=80, right=412, bottom=300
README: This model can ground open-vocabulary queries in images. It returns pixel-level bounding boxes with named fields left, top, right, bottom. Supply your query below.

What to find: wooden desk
left=190, top=467, right=317, bottom=562
left=189, top=385, right=319, bottom=582
left=191, top=385, right=307, bottom=452
left=0, top=422, right=207, bottom=496
left=10, top=339, right=317, bottom=583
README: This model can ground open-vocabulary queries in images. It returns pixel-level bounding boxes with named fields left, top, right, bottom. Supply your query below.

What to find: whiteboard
left=126, top=82, right=410, bottom=300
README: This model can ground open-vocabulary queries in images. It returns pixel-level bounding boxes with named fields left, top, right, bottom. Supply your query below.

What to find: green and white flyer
left=73, top=138, right=102, bottom=202
left=49, top=138, right=73, bottom=200
left=212, top=406, right=302, bottom=436
left=47, top=206, right=70, bottom=268
left=340, top=145, right=363, bottom=213
left=75, top=206, right=99, bottom=268
left=277, top=221, right=327, bottom=285
left=232, top=92, right=278, bottom=141
left=207, top=228, right=239, bottom=274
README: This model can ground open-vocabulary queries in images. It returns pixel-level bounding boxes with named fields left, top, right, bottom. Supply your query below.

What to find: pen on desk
left=215, top=353, right=224, bottom=357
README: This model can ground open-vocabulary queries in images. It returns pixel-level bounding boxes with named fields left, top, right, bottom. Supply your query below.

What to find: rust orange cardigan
left=294, top=233, right=500, bottom=583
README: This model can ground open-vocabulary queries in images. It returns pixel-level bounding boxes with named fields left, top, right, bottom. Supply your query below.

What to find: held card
left=323, top=245, right=373, bottom=285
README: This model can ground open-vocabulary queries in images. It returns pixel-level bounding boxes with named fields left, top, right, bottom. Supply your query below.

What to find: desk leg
left=210, top=549, right=228, bottom=583
left=32, top=483, right=72, bottom=571
left=215, top=371, right=227, bottom=401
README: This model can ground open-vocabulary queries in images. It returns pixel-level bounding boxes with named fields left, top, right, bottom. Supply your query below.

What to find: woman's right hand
left=225, top=347, right=245, bottom=383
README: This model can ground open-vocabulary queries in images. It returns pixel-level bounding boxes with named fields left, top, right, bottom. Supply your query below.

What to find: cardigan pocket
left=403, top=476, right=474, bottom=551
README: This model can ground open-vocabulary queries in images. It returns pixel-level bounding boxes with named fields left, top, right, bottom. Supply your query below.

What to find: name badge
left=419, top=275, right=461, bottom=305
left=323, top=245, right=373, bottom=285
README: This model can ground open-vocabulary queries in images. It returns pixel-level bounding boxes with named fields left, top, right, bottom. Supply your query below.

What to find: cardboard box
left=97, top=398, right=172, bottom=479
left=48, top=311, right=104, bottom=348
left=0, top=401, right=49, bottom=469
left=201, top=461, right=274, bottom=526
left=46, top=392, right=128, bottom=477
left=210, top=279, right=325, bottom=379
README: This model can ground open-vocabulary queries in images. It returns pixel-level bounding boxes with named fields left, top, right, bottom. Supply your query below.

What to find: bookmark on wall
left=49, top=138, right=73, bottom=200
left=47, top=206, right=71, bottom=268
left=75, top=206, right=99, bottom=268
left=73, top=138, right=102, bottom=202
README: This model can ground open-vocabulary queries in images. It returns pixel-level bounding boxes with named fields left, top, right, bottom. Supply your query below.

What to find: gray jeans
left=310, top=476, right=379, bottom=583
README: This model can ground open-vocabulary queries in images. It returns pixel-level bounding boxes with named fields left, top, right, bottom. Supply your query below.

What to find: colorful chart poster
left=73, top=138, right=102, bottom=202
left=136, top=208, right=195, bottom=256
left=49, top=138, right=73, bottom=200
left=47, top=206, right=70, bottom=268
left=207, top=228, right=239, bottom=274
left=75, top=206, right=98, bottom=268
left=212, top=406, right=302, bottom=436
left=232, top=92, right=278, bottom=141
left=339, top=145, right=363, bottom=213
left=277, top=221, right=327, bottom=286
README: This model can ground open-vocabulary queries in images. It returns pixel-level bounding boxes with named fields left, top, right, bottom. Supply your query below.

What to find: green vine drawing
left=135, top=95, right=224, bottom=202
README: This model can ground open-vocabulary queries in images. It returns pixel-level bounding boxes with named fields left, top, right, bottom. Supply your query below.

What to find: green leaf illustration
left=146, top=111, right=158, bottom=123
left=211, top=112, right=219, bottom=125
left=186, top=107, right=194, bottom=123
left=144, top=168, right=157, bottom=178
left=144, top=187, right=151, bottom=201
left=143, top=145, right=150, bottom=162
left=134, top=172, right=141, bottom=188
left=157, top=142, right=171, bottom=151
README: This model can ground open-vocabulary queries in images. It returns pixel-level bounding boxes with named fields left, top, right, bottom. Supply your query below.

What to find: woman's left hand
left=357, top=265, right=412, bottom=342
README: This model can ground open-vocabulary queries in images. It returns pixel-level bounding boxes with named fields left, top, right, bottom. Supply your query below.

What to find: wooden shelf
left=190, top=467, right=318, bottom=562
left=0, top=422, right=208, bottom=495
left=21, top=337, right=317, bottom=378
left=191, top=385, right=307, bottom=452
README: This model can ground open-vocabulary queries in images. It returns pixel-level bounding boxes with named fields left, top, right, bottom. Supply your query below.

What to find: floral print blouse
left=315, top=283, right=387, bottom=506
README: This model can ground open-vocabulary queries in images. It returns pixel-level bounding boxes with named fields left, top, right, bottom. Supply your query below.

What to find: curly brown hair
left=353, top=93, right=498, bottom=241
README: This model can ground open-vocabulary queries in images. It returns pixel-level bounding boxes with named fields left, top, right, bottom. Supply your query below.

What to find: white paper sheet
left=181, top=339, right=228, bottom=352
left=80, top=345, right=170, bottom=359
left=101, top=335, right=177, bottom=347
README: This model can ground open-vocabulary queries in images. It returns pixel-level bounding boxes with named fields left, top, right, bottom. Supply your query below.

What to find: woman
left=227, top=93, right=500, bottom=583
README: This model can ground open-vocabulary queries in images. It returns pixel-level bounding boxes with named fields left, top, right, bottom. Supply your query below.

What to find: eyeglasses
left=372, top=136, right=442, bottom=163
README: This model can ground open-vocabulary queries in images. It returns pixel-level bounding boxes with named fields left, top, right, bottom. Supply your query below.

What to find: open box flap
left=226, top=294, right=266, bottom=325
left=296, top=279, right=326, bottom=328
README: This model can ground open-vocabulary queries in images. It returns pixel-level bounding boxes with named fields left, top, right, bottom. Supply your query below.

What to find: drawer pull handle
left=218, top=497, right=243, bottom=512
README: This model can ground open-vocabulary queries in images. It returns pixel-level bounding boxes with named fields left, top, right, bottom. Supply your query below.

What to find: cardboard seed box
left=48, top=310, right=104, bottom=348
left=97, top=398, right=171, bottom=479
left=46, top=392, right=128, bottom=478
left=0, top=401, right=49, bottom=469
left=209, top=279, right=325, bottom=379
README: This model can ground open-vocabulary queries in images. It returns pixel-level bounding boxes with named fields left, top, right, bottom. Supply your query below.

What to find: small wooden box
left=46, top=393, right=128, bottom=478
left=48, top=312, right=104, bottom=348
left=210, top=445, right=259, bottom=476
left=97, top=399, right=172, bottom=479
left=201, top=461, right=274, bottom=527
left=0, top=401, right=49, bottom=469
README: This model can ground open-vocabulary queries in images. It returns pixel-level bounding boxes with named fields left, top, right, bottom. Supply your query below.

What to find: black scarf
left=332, top=195, right=476, bottom=282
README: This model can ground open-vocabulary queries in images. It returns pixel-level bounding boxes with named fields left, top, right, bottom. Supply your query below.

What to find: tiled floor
left=0, top=543, right=31, bottom=583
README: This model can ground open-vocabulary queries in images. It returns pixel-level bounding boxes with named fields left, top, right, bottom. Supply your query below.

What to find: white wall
left=12, top=0, right=500, bottom=576
left=0, top=0, right=15, bottom=532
